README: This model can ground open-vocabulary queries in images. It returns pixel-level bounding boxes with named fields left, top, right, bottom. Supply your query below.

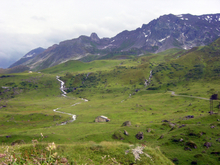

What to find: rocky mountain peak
left=90, top=33, right=100, bottom=42
left=10, top=13, right=220, bottom=71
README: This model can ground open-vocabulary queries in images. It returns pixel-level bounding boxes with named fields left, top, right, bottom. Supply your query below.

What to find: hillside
left=0, top=39, right=220, bottom=164
left=10, top=13, right=220, bottom=71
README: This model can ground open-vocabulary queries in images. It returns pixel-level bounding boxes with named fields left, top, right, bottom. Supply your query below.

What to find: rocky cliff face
left=11, top=13, right=220, bottom=71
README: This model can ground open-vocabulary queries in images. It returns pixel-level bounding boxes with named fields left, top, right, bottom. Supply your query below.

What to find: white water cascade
left=56, top=76, right=67, bottom=97
left=53, top=76, right=88, bottom=125
left=144, top=70, right=153, bottom=87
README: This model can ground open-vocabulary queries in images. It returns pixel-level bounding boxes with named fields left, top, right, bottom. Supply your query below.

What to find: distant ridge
left=9, top=47, right=45, bottom=68
left=10, top=13, right=220, bottom=71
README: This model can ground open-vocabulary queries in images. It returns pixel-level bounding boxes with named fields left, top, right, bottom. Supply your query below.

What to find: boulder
left=146, top=128, right=151, bottom=133
left=124, top=130, right=129, bottom=136
left=204, top=142, right=212, bottom=148
left=186, top=141, right=197, bottom=149
left=135, top=132, right=144, bottom=140
left=122, top=121, right=131, bottom=127
left=169, top=123, right=176, bottom=128
left=179, top=138, right=184, bottom=142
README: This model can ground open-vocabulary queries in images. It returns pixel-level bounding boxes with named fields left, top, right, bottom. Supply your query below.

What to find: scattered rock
left=216, top=138, right=220, bottom=142
left=135, top=124, right=140, bottom=127
left=204, top=142, right=212, bottom=148
left=135, top=89, right=140, bottom=92
left=200, top=132, right=206, bottom=136
left=172, top=158, right=178, bottom=163
left=169, top=123, right=176, bottom=128
left=158, top=135, right=164, bottom=139
left=180, top=138, right=184, bottom=142
left=135, top=132, right=144, bottom=140
left=186, top=141, right=197, bottom=149
left=162, top=120, right=169, bottom=122
left=122, top=121, right=131, bottom=127
left=210, top=125, right=215, bottom=129
left=184, top=147, right=192, bottom=151
left=185, top=115, right=194, bottom=119
left=124, top=130, right=129, bottom=136
left=146, top=128, right=151, bottom=133
left=179, top=124, right=186, bottom=128
left=217, top=119, right=219, bottom=121
left=191, top=160, right=197, bottom=164
left=211, top=152, right=220, bottom=155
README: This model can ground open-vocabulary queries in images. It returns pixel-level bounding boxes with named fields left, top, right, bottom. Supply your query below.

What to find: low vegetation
left=0, top=38, right=220, bottom=164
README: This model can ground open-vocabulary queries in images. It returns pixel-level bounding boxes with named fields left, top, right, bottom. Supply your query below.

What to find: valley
left=0, top=39, right=220, bottom=164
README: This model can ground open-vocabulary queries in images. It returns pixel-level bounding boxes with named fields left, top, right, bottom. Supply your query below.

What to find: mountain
left=10, top=13, right=220, bottom=71
left=9, top=47, right=45, bottom=68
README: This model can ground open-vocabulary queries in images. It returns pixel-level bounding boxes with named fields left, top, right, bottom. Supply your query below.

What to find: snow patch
left=177, top=14, right=182, bottom=17
left=101, top=44, right=113, bottom=49
left=22, top=53, right=35, bottom=58
left=143, top=32, right=148, bottom=38
left=158, top=36, right=170, bottom=42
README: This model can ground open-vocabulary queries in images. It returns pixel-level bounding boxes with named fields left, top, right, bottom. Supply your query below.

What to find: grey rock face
left=10, top=13, right=220, bottom=71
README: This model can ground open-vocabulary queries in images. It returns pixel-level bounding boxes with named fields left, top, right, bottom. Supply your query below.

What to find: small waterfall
left=145, top=70, right=153, bottom=87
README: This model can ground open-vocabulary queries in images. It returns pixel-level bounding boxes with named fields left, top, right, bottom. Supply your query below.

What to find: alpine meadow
left=1, top=14, right=220, bottom=165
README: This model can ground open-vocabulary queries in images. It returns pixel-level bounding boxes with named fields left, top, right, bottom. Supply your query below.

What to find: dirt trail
left=170, top=91, right=210, bottom=100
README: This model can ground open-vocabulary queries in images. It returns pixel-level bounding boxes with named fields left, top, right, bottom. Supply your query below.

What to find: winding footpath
left=54, top=76, right=88, bottom=125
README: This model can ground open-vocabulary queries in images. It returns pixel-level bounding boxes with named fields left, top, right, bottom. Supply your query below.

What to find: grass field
left=0, top=42, right=220, bottom=164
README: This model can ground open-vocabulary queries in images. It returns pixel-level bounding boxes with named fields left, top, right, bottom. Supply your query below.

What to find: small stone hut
left=95, top=116, right=110, bottom=122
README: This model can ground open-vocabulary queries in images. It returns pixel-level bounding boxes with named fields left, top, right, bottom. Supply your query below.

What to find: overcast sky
left=0, top=0, right=220, bottom=68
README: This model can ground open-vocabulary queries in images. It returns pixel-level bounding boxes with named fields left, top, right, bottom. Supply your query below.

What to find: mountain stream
left=54, top=76, right=88, bottom=125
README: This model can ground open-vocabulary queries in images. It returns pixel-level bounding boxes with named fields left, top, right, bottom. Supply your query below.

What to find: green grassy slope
left=0, top=39, right=220, bottom=164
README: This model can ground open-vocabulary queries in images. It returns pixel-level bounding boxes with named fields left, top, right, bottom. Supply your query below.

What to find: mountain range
left=9, top=13, right=220, bottom=71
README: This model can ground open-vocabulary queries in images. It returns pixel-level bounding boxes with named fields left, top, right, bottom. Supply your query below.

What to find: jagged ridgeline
left=9, top=13, right=220, bottom=71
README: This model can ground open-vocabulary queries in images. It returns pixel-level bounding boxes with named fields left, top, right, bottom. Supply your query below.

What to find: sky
left=0, top=0, right=220, bottom=68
